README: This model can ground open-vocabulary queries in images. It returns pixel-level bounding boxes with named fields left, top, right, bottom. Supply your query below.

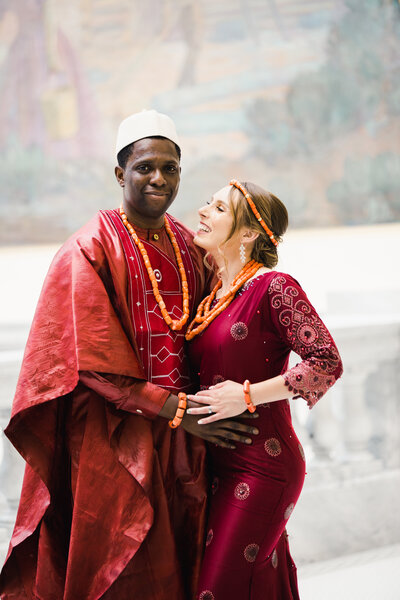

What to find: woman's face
left=194, top=185, right=244, bottom=256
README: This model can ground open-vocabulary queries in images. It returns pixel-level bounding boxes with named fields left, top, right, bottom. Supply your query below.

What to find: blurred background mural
left=0, top=0, right=399, bottom=241
left=1, top=1, right=400, bottom=597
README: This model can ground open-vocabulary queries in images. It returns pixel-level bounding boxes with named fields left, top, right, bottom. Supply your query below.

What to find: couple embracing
left=0, top=110, right=342, bottom=600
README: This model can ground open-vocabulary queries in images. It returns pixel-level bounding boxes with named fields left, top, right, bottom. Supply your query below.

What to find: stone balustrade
left=292, top=318, right=400, bottom=469
left=1, top=318, right=400, bottom=565
left=289, top=317, right=400, bottom=563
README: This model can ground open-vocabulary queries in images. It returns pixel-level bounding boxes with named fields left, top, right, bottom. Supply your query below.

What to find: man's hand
left=181, top=412, right=259, bottom=449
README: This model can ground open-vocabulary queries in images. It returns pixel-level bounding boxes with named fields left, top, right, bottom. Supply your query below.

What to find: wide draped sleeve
left=8, top=213, right=146, bottom=420
left=267, top=273, right=343, bottom=408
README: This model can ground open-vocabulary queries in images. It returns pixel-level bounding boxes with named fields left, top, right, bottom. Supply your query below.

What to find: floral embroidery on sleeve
left=268, top=274, right=343, bottom=408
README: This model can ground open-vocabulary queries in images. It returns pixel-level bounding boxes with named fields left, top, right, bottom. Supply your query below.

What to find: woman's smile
left=196, top=221, right=212, bottom=234
left=194, top=186, right=234, bottom=251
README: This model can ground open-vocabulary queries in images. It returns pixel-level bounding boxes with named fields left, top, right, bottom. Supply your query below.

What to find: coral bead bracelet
left=243, top=379, right=256, bottom=413
left=169, top=393, right=188, bottom=428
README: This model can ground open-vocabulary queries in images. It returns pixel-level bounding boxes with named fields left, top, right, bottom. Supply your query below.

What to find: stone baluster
left=341, top=364, right=373, bottom=461
left=310, top=384, right=342, bottom=465
left=376, top=355, right=400, bottom=469
left=0, top=325, right=29, bottom=550
left=0, top=408, right=24, bottom=542
left=332, top=321, right=399, bottom=472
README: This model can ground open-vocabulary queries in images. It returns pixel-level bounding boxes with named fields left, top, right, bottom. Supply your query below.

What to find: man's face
left=115, top=137, right=181, bottom=228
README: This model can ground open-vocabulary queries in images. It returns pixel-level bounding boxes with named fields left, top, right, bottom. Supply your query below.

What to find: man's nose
left=150, top=169, right=167, bottom=186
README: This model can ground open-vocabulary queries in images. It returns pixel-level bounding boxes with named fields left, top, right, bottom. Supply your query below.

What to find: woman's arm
left=186, top=376, right=288, bottom=423
left=187, top=274, right=343, bottom=423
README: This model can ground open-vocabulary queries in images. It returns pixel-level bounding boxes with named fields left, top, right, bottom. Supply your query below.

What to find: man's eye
left=136, top=165, right=150, bottom=172
left=166, top=165, right=178, bottom=173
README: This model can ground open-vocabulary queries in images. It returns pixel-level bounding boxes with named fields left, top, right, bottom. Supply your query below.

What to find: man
left=0, top=110, right=256, bottom=600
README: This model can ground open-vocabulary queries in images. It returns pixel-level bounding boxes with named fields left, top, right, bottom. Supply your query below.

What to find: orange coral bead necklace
left=185, top=259, right=263, bottom=340
left=119, top=205, right=190, bottom=331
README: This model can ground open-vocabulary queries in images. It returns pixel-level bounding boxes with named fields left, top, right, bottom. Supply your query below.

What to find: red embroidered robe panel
left=106, top=209, right=197, bottom=393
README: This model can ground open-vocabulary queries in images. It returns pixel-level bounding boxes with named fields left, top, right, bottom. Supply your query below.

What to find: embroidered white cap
left=115, top=109, right=180, bottom=158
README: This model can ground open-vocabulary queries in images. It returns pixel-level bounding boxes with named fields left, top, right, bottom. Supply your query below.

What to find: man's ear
left=115, top=165, right=125, bottom=187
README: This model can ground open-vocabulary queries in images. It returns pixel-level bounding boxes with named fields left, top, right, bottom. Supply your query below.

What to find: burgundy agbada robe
left=0, top=210, right=211, bottom=600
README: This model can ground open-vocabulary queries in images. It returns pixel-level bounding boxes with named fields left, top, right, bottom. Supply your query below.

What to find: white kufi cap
left=115, top=109, right=180, bottom=158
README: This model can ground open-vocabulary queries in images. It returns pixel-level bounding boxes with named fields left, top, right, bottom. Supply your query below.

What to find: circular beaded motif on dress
left=244, top=543, right=259, bottom=563
left=199, top=591, right=215, bottom=600
left=212, top=374, right=225, bottom=385
left=264, top=438, right=282, bottom=457
left=153, top=269, right=162, bottom=282
left=271, top=548, right=278, bottom=569
left=234, top=482, right=250, bottom=500
left=230, top=321, right=248, bottom=341
left=284, top=503, right=295, bottom=520
left=206, top=529, right=213, bottom=546
left=297, top=322, right=318, bottom=345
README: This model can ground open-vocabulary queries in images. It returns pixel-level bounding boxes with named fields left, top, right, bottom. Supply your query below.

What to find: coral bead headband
left=229, top=179, right=279, bottom=247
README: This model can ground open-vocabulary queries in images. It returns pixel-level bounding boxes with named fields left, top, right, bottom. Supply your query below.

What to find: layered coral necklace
left=119, top=205, right=189, bottom=331
left=185, top=259, right=263, bottom=340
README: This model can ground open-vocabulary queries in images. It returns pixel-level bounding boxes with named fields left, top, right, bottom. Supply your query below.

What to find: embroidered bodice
left=189, top=271, right=343, bottom=407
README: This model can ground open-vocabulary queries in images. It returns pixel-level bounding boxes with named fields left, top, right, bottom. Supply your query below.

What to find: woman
left=184, top=180, right=343, bottom=599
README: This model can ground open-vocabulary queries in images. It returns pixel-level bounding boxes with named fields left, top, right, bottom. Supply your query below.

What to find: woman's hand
left=187, top=380, right=250, bottom=424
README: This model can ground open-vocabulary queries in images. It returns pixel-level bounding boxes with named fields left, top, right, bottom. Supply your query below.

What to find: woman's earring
left=239, top=243, right=246, bottom=265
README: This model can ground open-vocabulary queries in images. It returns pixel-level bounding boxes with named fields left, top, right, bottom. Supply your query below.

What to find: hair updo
left=227, top=182, right=288, bottom=269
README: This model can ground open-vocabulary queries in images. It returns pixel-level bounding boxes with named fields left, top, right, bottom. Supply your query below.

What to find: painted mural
left=0, top=0, right=399, bottom=242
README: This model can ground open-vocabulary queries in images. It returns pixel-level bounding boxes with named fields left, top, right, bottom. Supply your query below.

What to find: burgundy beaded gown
left=188, top=271, right=343, bottom=600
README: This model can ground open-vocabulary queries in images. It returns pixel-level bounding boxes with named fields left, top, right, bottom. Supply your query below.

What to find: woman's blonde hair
left=226, top=181, right=288, bottom=268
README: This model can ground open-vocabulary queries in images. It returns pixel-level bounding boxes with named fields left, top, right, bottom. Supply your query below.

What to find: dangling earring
left=239, top=243, right=246, bottom=265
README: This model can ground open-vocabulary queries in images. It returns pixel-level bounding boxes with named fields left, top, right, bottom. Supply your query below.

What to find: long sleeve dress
left=188, top=271, right=343, bottom=600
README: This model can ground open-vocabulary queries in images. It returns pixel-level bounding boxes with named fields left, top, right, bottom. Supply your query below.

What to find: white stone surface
left=278, top=222, right=400, bottom=318
left=0, top=244, right=60, bottom=326
left=298, top=544, right=400, bottom=600
left=289, top=468, right=400, bottom=564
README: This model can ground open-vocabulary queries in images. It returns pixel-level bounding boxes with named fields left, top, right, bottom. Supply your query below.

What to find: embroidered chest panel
left=107, top=210, right=197, bottom=392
